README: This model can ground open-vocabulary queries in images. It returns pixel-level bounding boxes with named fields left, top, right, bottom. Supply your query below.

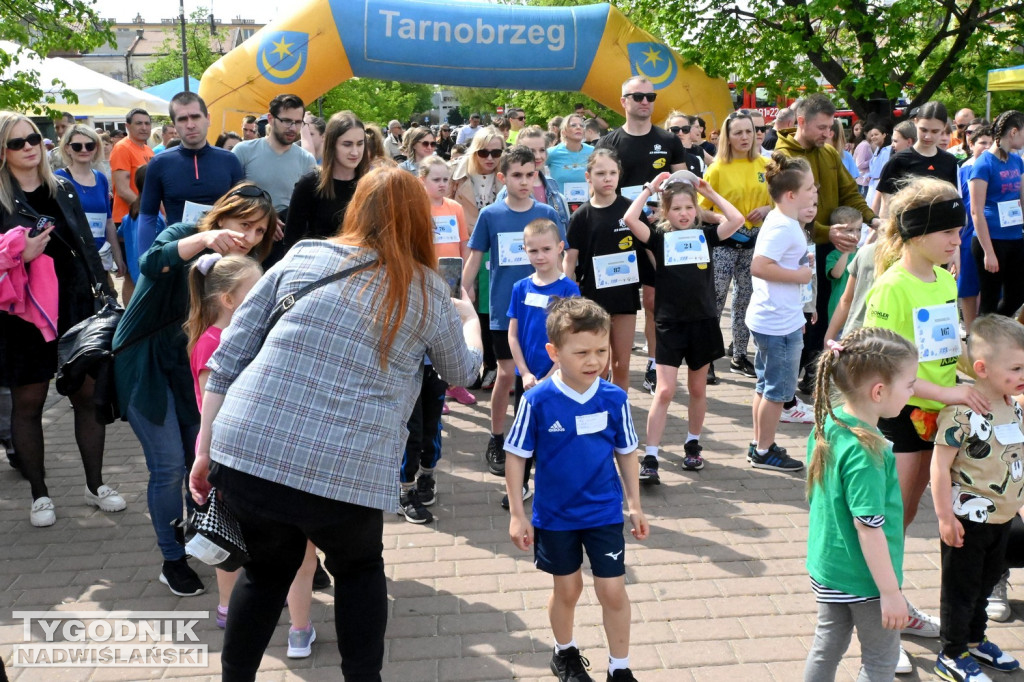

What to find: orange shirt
left=110, top=138, right=154, bottom=222
left=430, top=198, right=469, bottom=259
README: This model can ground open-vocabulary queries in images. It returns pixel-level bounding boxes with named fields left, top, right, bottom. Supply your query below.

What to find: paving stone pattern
left=2, top=315, right=1024, bottom=681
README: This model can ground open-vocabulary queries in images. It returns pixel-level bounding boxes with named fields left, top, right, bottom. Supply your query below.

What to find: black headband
left=898, top=198, right=966, bottom=241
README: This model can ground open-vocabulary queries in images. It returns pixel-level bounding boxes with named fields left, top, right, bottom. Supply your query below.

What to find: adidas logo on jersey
left=548, top=421, right=565, bottom=432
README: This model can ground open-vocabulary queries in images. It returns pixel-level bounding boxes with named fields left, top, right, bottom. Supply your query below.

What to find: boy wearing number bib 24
left=623, top=170, right=744, bottom=478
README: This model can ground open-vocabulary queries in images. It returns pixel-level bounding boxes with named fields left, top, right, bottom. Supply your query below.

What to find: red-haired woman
left=190, top=165, right=482, bottom=680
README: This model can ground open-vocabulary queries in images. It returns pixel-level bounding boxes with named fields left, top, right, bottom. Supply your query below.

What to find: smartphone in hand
left=28, top=215, right=55, bottom=238
left=438, top=257, right=463, bottom=299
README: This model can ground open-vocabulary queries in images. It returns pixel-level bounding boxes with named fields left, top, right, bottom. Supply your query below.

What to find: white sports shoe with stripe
left=902, top=599, right=940, bottom=638
left=780, top=398, right=814, bottom=424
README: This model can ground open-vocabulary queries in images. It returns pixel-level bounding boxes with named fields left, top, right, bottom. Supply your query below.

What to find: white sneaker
left=895, top=646, right=912, bottom=674
left=30, top=497, right=56, bottom=527
left=85, top=485, right=127, bottom=512
left=902, top=599, right=940, bottom=638
left=987, top=571, right=1012, bottom=622
left=780, top=398, right=814, bottom=424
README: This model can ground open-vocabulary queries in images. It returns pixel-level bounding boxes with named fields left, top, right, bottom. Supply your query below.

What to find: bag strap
left=263, top=257, right=378, bottom=342
left=111, top=313, right=186, bottom=357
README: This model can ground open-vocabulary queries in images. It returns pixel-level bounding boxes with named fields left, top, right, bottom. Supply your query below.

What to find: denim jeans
left=751, top=328, right=803, bottom=403
left=126, top=386, right=198, bottom=561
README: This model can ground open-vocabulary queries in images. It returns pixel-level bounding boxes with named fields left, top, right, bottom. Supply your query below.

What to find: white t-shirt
left=746, top=208, right=808, bottom=336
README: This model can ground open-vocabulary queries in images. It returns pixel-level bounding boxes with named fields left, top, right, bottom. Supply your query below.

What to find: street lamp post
left=180, top=0, right=190, bottom=91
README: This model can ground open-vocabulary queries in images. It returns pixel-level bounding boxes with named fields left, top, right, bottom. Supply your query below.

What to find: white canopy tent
left=0, top=40, right=169, bottom=117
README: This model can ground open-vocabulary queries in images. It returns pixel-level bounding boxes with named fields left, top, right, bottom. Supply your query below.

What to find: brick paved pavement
left=3, top=316, right=1024, bottom=681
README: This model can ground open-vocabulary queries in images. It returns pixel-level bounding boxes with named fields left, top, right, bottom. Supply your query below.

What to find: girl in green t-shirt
left=804, top=327, right=917, bottom=681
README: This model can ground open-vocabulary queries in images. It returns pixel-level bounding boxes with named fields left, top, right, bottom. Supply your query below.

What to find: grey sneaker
left=287, top=622, right=316, bottom=658
left=987, top=571, right=1012, bottom=622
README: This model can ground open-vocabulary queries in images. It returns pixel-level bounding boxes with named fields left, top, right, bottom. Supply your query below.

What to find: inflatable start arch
left=200, top=0, right=733, bottom=141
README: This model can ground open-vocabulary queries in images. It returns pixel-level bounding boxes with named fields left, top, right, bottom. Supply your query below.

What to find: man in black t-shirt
left=597, top=76, right=692, bottom=393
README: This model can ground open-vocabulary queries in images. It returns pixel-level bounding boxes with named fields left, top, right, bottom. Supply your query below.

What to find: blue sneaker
left=970, top=638, right=1020, bottom=672
left=935, top=652, right=993, bottom=682
left=287, top=622, right=316, bottom=659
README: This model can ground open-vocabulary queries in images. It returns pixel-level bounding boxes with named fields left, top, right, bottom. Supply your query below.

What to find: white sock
left=647, top=357, right=655, bottom=368
left=645, top=445, right=659, bottom=460
left=554, top=639, right=577, bottom=653
left=756, top=447, right=769, bottom=456
left=685, top=433, right=699, bottom=443
left=608, top=655, right=630, bottom=673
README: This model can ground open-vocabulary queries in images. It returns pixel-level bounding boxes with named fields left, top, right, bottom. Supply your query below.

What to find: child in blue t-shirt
left=464, top=146, right=564, bottom=480
left=505, top=297, right=648, bottom=682
left=503, top=218, right=580, bottom=509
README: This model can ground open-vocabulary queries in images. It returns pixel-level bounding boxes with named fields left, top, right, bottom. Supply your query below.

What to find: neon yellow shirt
left=864, top=264, right=958, bottom=411
left=699, top=156, right=771, bottom=228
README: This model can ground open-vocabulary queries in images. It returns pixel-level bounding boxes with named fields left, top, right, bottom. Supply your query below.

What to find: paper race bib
left=912, top=303, right=960, bottom=361
left=593, top=251, right=639, bottom=289
left=497, top=231, right=528, bottom=267
left=432, top=215, right=460, bottom=244
left=575, top=411, right=608, bottom=435
left=620, top=185, right=644, bottom=201
left=998, top=199, right=1023, bottom=227
left=84, top=212, right=106, bottom=240
left=524, top=292, right=549, bottom=308
left=663, top=229, right=710, bottom=266
left=182, top=201, right=213, bottom=225
left=563, top=182, right=589, bottom=204
left=994, top=423, right=1024, bottom=445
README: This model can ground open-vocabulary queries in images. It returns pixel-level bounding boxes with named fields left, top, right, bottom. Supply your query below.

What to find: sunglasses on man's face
left=754, top=126, right=769, bottom=133
left=6, top=133, right=42, bottom=151
left=475, top=149, right=503, bottom=159
left=625, top=92, right=657, bottom=103
left=669, top=125, right=692, bottom=134
left=69, top=141, right=97, bottom=153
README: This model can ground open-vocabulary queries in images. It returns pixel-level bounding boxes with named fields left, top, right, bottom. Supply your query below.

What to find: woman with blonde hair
left=0, top=111, right=119, bottom=527
left=190, top=165, right=482, bottom=680
left=398, top=125, right=436, bottom=173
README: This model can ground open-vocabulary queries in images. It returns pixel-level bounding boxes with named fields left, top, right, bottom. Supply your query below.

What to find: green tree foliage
left=449, top=87, right=624, bottom=129
left=0, top=0, right=114, bottom=113
left=626, top=0, right=1024, bottom=118
left=320, top=78, right=434, bottom=127
left=140, top=8, right=230, bottom=87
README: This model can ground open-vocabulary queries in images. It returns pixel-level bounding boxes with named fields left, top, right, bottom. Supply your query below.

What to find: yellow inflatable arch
left=200, top=0, right=732, bottom=142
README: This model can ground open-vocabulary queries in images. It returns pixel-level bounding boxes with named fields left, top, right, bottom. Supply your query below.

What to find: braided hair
left=991, top=110, right=1024, bottom=162
left=807, top=327, right=917, bottom=497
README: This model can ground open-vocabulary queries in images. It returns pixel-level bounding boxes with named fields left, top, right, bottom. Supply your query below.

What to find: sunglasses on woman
left=6, top=133, right=43, bottom=151
left=475, top=149, right=503, bottom=159
left=625, top=92, right=657, bottom=103
left=420, top=140, right=436, bottom=147
left=669, top=125, right=692, bottom=134
left=69, top=141, right=97, bottom=153
left=227, top=184, right=272, bottom=202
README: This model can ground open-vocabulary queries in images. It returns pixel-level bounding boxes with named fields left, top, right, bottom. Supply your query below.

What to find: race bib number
left=563, top=182, right=589, bottom=204
left=593, top=251, right=639, bottom=289
left=575, top=412, right=608, bottom=435
left=994, top=422, right=1024, bottom=445
left=524, top=292, right=549, bottom=308
left=620, top=185, right=644, bottom=201
left=912, top=303, right=960, bottom=361
left=84, top=212, right=106, bottom=239
left=182, top=201, right=213, bottom=225
left=663, top=230, right=710, bottom=266
left=497, top=231, right=528, bottom=267
left=997, top=199, right=1023, bottom=228
left=432, top=215, right=460, bottom=244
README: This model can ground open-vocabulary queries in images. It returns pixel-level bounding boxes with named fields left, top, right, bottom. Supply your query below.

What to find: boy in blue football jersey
left=505, top=297, right=649, bottom=682
left=503, top=218, right=581, bottom=510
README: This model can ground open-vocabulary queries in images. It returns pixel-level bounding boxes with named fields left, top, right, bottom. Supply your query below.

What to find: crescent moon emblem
left=634, top=59, right=673, bottom=86
left=261, top=50, right=304, bottom=80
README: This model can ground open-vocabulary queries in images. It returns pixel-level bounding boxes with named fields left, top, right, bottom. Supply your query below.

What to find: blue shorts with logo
left=534, top=522, right=625, bottom=578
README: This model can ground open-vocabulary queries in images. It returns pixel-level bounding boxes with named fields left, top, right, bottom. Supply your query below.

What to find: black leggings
left=972, top=237, right=1024, bottom=316
left=212, top=465, right=386, bottom=682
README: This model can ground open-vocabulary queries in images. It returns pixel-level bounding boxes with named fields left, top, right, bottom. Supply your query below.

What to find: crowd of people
left=1, top=76, right=1024, bottom=682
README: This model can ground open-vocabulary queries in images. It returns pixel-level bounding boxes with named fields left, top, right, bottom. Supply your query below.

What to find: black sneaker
left=607, top=669, right=638, bottom=681
left=727, top=341, right=734, bottom=357
left=485, top=434, right=506, bottom=476
left=399, top=489, right=433, bottom=524
left=706, top=363, right=720, bottom=385
left=639, top=454, right=660, bottom=484
left=416, top=474, right=436, bottom=506
left=682, top=440, right=705, bottom=471
left=730, top=356, right=756, bottom=378
left=749, top=443, right=804, bottom=472
left=500, top=484, right=532, bottom=510
left=642, top=367, right=657, bottom=395
left=312, top=558, right=331, bottom=590
left=160, top=557, right=205, bottom=597
left=550, top=646, right=593, bottom=682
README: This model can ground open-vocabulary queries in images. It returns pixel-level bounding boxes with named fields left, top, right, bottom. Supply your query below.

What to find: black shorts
left=654, top=318, right=725, bottom=370
left=534, top=522, right=625, bottom=577
left=491, top=329, right=513, bottom=361
left=0, top=315, right=58, bottom=387
left=878, top=404, right=936, bottom=453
